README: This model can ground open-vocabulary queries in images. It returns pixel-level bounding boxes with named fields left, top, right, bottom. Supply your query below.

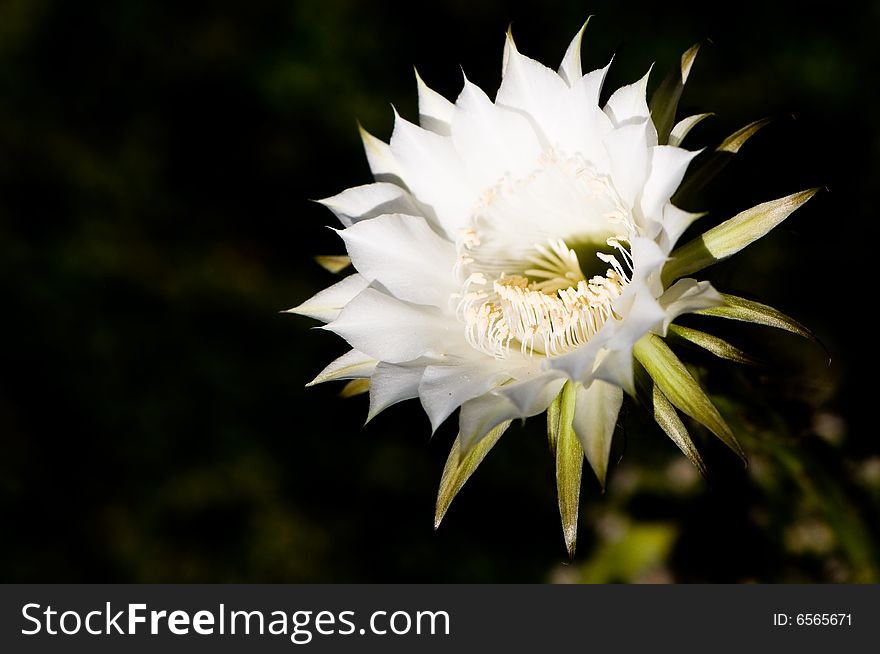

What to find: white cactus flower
left=290, top=22, right=817, bottom=555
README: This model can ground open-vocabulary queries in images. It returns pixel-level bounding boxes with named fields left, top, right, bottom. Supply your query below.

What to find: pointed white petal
left=389, top=112, right=474, bottom=236
left=592, top=345, right=639, bottom=397
left=558, top=21, right=588, bottom=86
left=494, top=374, right=566, bottom=415
left=586, top=237, right=670, bottom=392
left=451, top=78, right=542, bottom=189
left=563, top=60, right=615, bottom=164
left=599, top=317, right=660, bottom=393
left=546, top=327, right=610, bottom=385
left=339, top=213, right=457, bottom=307
left=324, top=288, right=457, bottom=363
left=628, top=234, right=669, bottom=297
left=580, top=57, right=612, bottom=101
left=573, top=380, right=623, bottom=488
left=604, top=69, right=654, bottom=135
left=359, top=125, right=404, bottom=185
left=416, top=69, right=455, bottom=135
left=497, top=30, right=570, bottom=146
left=308, top=349, right=377, bottom=386
left=286, top=273, right=369, bottom=323
left=457, top=374, right=564, bottom=453
left=418, top=358, right=509, bottom=432
left=318, top=182, right=420, bottom=227
left=368, top=361, right=425, bottom=420
left=659, top=278, right=724, bottom=333
left=603, top=119, right=653, bottom=207
left=659, top=205, right=704, bottom=252
left=458, top=392, right=521, bottom=454
left=640, top=146, right=700, bottom=220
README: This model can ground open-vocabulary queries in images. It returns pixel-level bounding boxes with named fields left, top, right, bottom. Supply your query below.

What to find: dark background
left=1, top=0, right=878, bottom=582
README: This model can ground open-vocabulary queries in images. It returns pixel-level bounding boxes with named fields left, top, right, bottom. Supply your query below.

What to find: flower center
left=453, top=151, right=635, bottom=359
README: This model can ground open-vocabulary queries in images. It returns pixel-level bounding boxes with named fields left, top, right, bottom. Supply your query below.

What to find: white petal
left=308, top=349, right=377, bottom=386
left=658, top=278, right=723, bottom=333
left=496, top=30, right=570, bottom=146
left=628, top=234, right=669, bottom=298
left=563, top=61, right=615, bottom=165
left=591, top=342, right=638, bottom=395
left=639, top=146, right=700, bottom=221
left=573, top=380, right=623, bottom=487
left=578, top=58, right=612, bottom=106
left=599, top=293, right=665, bottom=391
left=389, top=112, right=474, bottom=237
left=339, top=213, right=457, bottom=307
left=318, top=182, right=420, bottom=227
left=457, top=373, right=565, bottom=453
left=660, top=204, right=703, bottom=252
left=359, top=125, right=404, bottom=186
left=558, top=22, right=587, bottom=86
left=451, top=78, right=542, bottom=189
left=416, top=69, right=455, bottom=135
left=494, top=373, right=566, bottom=415
left=603, top=120, right=652, bottom=208
left=546, top=326, right=610, bottom=384
left=604, top=69, right=652, bottom=128
left=418, top=358, right=509, bottom=432
left=458, top=393, right=520, bottom=453
left=325, top=288, right=457, bottom=363
left=368, top=361, right=425, bottom=421
left=286, top=273, right=369, bottom=323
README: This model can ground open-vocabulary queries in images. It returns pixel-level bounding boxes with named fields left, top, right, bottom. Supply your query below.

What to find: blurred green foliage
left=1, top=0, right=878, bottom=582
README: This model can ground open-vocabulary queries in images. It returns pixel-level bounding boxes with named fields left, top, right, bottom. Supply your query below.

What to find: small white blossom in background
left=289, top=21, right=817, bottom=555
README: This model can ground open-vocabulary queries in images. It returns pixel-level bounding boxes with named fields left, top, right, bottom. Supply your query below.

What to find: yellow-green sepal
left=635, top=362, right=708, bottom=477
left=662, top=188, right=818, bottom=285
left=649, top=43, right=700, bottom=145
left=434, top=421, right=511, bottom=530
left=547, top=388, right=562, bottom=455
left=633, top=334, right=745, bottom=464
left=668, top=324, right=758, bottom=365
left=673, top=118, right=770, bottom=207
left=315, top=255, right=352, bottom=273
left=340, top=379, right=370, bottom=397
left=668, top=112, right=713, bottom=147
left=696, top=293, right=816, bottom=341
left=549, top=381, right=583, bottom=558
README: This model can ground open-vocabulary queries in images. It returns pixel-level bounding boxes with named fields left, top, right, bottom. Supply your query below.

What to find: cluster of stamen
left=456, top=239, right=630, bottom=358
left=454, top=152, right=635, bottom=359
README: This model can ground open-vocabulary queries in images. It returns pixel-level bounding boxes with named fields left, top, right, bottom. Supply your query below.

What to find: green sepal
left=633, top=334, right=746, bottom=464
left=649, top=43, right=700, bottom=145
left=434, top=421, right=511, bottom=530
left=672, top=119, right=770, bottom=207
left=668, top=324, right=759, bottom=365
left=550, top=381, right=583, bottom=558
left=635, top=363, right=708, bottom=477
left=547, top=389, right=561, bottom=455
left=668, top=112, right=713, bottom=147
left=663, top=188, right=818, bottom=285
left=340, top=379, right=370, bottom=397
left=696, top=293, right=816, bottom=342
left=315, top=255, right=351, bottom=273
